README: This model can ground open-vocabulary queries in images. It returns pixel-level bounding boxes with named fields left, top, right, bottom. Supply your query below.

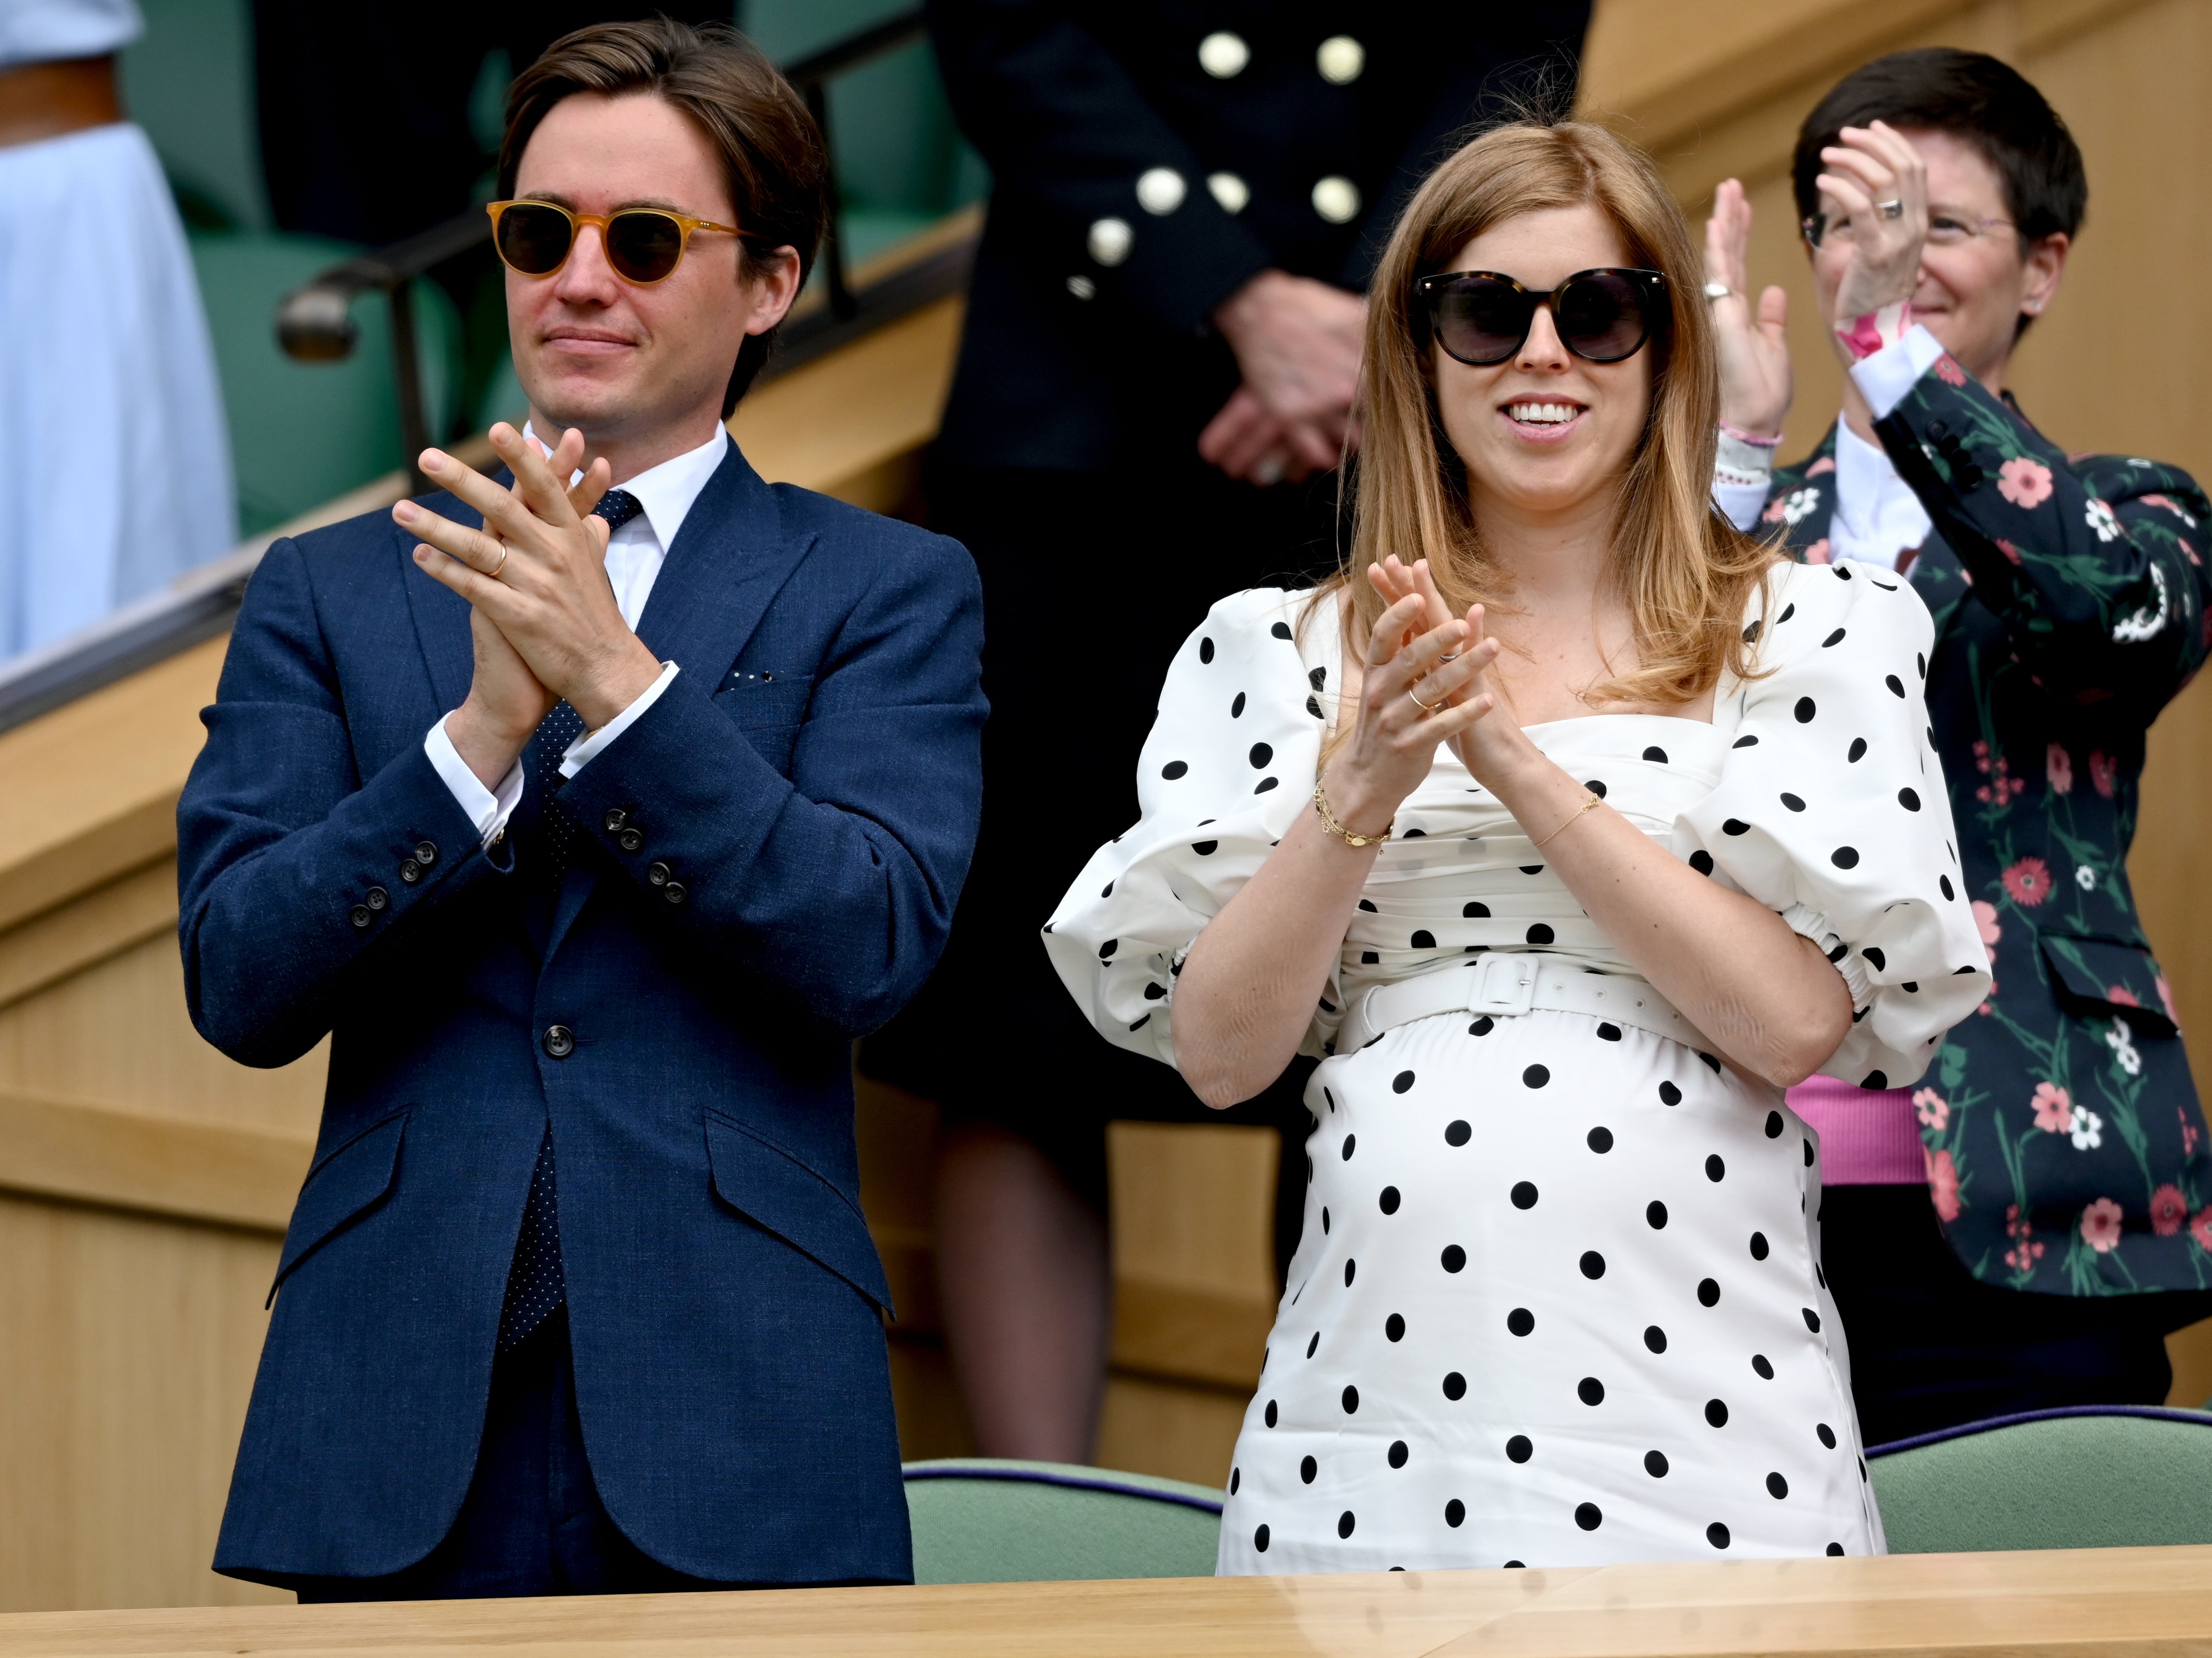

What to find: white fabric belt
left=1338, top=954, right=1709, bottom=1055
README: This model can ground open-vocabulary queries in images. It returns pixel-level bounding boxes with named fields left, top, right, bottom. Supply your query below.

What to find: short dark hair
left=501, top=18, right=829, bottom=415
left=1793, top=49, right=2087, bottom=247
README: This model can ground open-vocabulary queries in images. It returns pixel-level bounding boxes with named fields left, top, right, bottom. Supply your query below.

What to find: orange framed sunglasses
left=485, top=199, right=743, bottom=286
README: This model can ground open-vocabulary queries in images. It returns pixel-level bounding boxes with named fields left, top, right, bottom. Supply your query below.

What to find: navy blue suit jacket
left=181, top=440, right=985, bottom=1583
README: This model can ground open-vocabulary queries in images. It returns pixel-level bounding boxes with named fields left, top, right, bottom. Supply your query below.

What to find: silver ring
left=1407, top=683, right=1444, bottom=714
left=1253, top=455, right=1287, bottom=487
left=1702, top=281, right=1732, bottom=301
left=1437, top=651, right=1460, bottom=664
left=1878, top=199, right=1905, bottom=220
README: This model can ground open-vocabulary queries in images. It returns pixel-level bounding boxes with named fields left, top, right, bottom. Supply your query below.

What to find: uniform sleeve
left=1675, top=562, right=1991, bottom=1088
left=1044, top=588, right=1328, bottom=1068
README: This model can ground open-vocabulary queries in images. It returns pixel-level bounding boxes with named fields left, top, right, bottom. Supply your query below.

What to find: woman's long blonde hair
left=1323, top=120, right=1773, bottom=707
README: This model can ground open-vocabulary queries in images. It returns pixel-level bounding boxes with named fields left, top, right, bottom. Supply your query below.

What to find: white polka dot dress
left=1044, top=563, right=1990, bottom=1572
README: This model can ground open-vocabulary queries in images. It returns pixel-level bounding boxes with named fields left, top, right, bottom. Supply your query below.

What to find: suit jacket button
left=350, top=905, right=373, bottom=928
left=604, top=808, right=628, bottom=833
left=399, top=858, right=422, bottom=884
left=414, top=840, right=438, bottom=867
left=647, top=860, right=671, bottom=887
left=618, top=827, right=643, bottom=853
left=365, top=886, right=389, bottom=911
left=663, top=881, right=687, bottom=905
left=1927, top=419, right=1949, bottom=439
left=543, top=1025, right=575, bottom=1059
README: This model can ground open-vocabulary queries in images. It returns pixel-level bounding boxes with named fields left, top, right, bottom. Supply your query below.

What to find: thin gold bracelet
left=1531, top=789, right=1602, bottom=849
left=1313, top=781, right=1392, bottom=847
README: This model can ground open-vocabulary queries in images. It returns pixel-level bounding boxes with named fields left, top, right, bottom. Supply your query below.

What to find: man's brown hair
left=501, top=18, right=829, bottom=415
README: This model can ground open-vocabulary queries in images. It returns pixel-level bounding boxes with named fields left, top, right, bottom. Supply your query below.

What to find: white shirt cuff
left=1849, top=324, right=1948, bottom=422
left=425, top=715, right=525, bottom=847
left=559, top=661, right=680, bottom=778
left=1715, top=479, right=1771, bottom=533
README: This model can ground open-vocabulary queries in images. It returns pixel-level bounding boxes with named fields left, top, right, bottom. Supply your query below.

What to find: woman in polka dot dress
left=1045, top=121, right=1990, bottom=1573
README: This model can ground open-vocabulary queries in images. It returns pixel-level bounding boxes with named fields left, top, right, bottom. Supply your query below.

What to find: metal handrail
left=270, top=9, right=931, bottom=484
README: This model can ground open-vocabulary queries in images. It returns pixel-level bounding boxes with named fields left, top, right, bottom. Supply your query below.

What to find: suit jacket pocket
left=703, top=1110, right=892, bottom=1314
left=270, top=1108, right=410, bottom=1301
left=2037, top=931, right=2177, bottom=1038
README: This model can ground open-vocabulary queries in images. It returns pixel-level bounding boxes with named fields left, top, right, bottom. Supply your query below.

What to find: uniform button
left=1066, top=274, right=1096, bottom=300
left=365, top=886, right=389, bottom=911
left=543, top=1025, right=575, bottom=1059
left=603, top=808, right=628, bottom=833
left=1135, top=166, right=1186, bottom=215
left=617, top=827, right=644, bottom=853
left=399, top=858, right=422, bottom=884
left=663, top=881, right=687, bottom=905
left=350, top=905, right=373, bottom=928
left=1316, top=35, right=1365, bottom=84
left=647, top=860, right=672, bottom=887
left=1197, top=30, right=1249, bottom=78
left=1087, top=216, right=1133, bottom=266
left=1926, top=420, right=1949, bottom=439
left=1206, top=171, right=1250, bottom=215
left=414, top=840, right=438, bottom=867
left=1312, top=176, right=1362, bottom=224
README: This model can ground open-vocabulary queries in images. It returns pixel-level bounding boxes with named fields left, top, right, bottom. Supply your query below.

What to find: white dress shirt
left=421, top=424, right=730, bottom=843
left=1716, top=323, right=1950, bottom=573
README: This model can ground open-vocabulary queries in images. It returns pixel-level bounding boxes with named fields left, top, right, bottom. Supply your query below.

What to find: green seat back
left=904, top=1460, right=1223, bottom=1583
left=1869, top=1407, right=2212, bottom=1553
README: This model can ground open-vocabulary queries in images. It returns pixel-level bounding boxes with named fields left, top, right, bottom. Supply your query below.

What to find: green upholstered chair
left=1868, top=1407, right=2212, bottom=1554
left=903, top=1460, right=1223, bottom=1584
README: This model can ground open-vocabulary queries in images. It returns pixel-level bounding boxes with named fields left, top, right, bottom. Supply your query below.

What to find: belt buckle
left=1466, top=952, right=1537, bottom=1019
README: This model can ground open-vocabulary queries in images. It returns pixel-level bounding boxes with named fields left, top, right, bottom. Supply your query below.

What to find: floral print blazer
left=1760, top=352, right=2212, bottom=1295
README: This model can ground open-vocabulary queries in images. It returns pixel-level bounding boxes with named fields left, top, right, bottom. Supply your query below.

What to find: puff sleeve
left=1675, top=561, right=1990, bottom=1087
left=1045, top=587, right=1331, bottom=1068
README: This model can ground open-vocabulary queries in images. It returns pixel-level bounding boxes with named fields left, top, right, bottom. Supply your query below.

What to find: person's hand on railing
left=1201, top=270, right=1366, bottom=486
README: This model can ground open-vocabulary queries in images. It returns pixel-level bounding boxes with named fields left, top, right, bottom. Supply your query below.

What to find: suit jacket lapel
left=541, top=440, right=819, bottom=964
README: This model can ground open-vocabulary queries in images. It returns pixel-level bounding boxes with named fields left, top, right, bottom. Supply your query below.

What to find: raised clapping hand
left=396, top=422, right=667, bottom=789
left=1703, top=179, right=1793, bottom=438
left=1818, top=120, right=1930, bottom=330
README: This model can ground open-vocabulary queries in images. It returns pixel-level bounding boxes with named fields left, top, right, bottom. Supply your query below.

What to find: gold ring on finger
left=1408, top=683, right=1445, bottom=714
left=489, top=545, right=509, bottom=580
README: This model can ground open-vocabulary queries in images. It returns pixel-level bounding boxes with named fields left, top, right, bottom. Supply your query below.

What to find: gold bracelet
left=1531, top=789, right=1602, bottom=848
left=1313, top=781, right=1392, bottom=847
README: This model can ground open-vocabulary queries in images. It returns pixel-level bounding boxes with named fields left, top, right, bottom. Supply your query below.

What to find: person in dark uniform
left=859, top=2, right=1591, bottom=1462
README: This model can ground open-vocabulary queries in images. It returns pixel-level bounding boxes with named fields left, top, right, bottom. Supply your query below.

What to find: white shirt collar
left=520, top=422, right=729, bottom=552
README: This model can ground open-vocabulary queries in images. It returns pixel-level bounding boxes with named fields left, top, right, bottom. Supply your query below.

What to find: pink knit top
left=1784, top=1076, right=1926, bottom=1186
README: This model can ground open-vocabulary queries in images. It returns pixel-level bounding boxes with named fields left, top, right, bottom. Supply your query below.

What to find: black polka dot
left=1441, top=1245, right=1466, bottom=1273
left=1523, top=1065, right=1550, bottom=1088
left=1767, top=1471, right=1790, bottom=1499
left=1248, top=742, right=1272, bottom=768
left=1804, top=1139, right=1816, bottom=1167
left=1580, top=1251, right=1606, bottom=1280
left=1733, top=734, right=1759, bottom=748
left=1357, top=899, right=1377, bottom=913
left=1940, top=874, right=1955, bottom=900
left=1584, top=779, right=1608, bottom=799
left=1702, top=1051, right=1722, bottom=1074
left=1749, top=1232, right=1770, bottom=1261
left=1647, top=1200, right=1668, bottom=1229
left=1300, top=1454, right=1317, bottom=1483
left=1193, top=840, right=1218, bottom=855
left=1831, top=846, right=1860, bottom=869
left=1707, top=1522, right=1731, bottom=1550
left=1503, top=1559, right=1524, bottom=1568
left=1463, top=900, right=1491, bottom=917
left=1803, top=1307, right=1822, bottom=1332
left=1379, top=1186, right=1400, bottom=1215
left=1706, top=1398, right=1729, bottom=1427
left=1596, top=1023, right=1622, bottom=1043
left=1270, top=622, right=1292, bottom=640
left=1526, top=922, right=1555, bottom=945
left=1143, top=981, right=1165, bottom=1000
left=1752, top=1354, right=1774, bottom=1379
left=1199, top=637, right=1215, bottom=663
left=1781, top=792, right=1806, bottom=812
left=1386, top=1313, right=1406, bottom=1342
left=1861, top=1069, right=1888, bottom=1090
left=1344, top=1259, right=1357, bottom=1287
left=1445, top=1499, right=1466, bottom=1528
left=1520, top=864, right=1543, bottom=876
left=1644, top=1450, right=1669, bottom=1477
left=1342, top=1135, right=1356, bottom=1160
left=1231, top=1467, right=1241, bottom=1494
left=1342, top=1385, right=1359, bottom=1413
left=1659, top=1081, right=1682, bottom=1106
left=1863, top=946, right=1886, bottom=971
left=1705, top=1154, right=1726, bottom=1182
left=1506, top=1307, right=1534, bottom=1337
left=1391, top=1070, right=1417, bottom=1095
left=1306, top=695, right=1323, bottom=718
left=1337, top=1511, right=1356, bottom=1539
left=1690, top=849, right=1714, bottom=875
left=1265, top=1400, right=1278, bottom=1427
left=1161, top=761, right=1188, bottom=780
left=1794, top=696, right=1816, bottom=723
left=1445, top=1120, right=1472, bottom=1146
left=1410, top=929, right=1435, bottom=948
left=1443, top=1371, right=1466, bottom=1400
left=1510, top=1180, right=1539, bottom=1209
left=1584, top=1127, right=1616, bottom=1157
left=1764, top=1110, right=1784, bottom=1138
left=1722, top=818, right=1751, bottom=836
left=1897, top=787, right=1921, bottom=811
left=1885, top=674, right=1905, bottom=697
left=1574, top=1502, right=1603, bottom=1531
left=1578, top=1376, right=1604, bottom=1406
left=1821, top=628, right=1846, bottom=648
left=1322, top=1208, right=1330, bottom=1235
left=1827, top=1542, right=1846, bottom=1557
left=1306, top=1331, right=1320, bottom=1359
left=1644, top=1325, right=1667, bottom=1353
left=1817, top=1423, right=1837, bottom=1448
left=1778, top=603, right=1796, bottom=623
left=1098, top=939, right=1118, bottom=959
left=1254, top=1523, right=1270, bottom=1551
left=1505, top=1435, right=1532, bottom=1464
left=1698, top=1278, right=1721, bottom=1307
left=1254, top=776, right=1278, bottom=794
left=1388, top=1440, right=1409, bottom=1469
left=1469, top=1016, right=1494, bottom=1036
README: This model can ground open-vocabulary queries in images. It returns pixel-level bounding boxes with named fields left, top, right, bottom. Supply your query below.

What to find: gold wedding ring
left=1408, top=682, right=1445, bottom=713
left=489, top=545, right=509, bottom=580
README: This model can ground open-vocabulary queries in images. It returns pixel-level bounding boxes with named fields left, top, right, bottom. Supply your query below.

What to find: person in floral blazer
left=1708, top=48, right=2212, bottom=1443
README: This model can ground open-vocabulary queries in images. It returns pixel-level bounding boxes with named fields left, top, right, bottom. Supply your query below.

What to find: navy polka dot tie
left=498, top=1126, right=565, bottom=1352
left=534, top=490, right=643, bottom=880
left=592, top=486, right=642, bottom=532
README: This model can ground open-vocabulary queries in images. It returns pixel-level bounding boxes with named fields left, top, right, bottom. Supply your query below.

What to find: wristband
left=1835, top=300, right=1911, bottom=362
left=1719, top=421, right=1782, bottom=448
left=1716, top=428, right=1777, bottom=489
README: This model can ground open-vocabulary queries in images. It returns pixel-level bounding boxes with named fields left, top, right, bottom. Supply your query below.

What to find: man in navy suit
left=178, top=20, right=984, bottom=1599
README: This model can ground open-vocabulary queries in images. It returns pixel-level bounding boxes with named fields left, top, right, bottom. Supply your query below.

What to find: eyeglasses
left=1416, top=268, right=1669, bottom=367
left=486, top=199, right=744, bottom=286
left=1801, top=210, right=2018, bottom=249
